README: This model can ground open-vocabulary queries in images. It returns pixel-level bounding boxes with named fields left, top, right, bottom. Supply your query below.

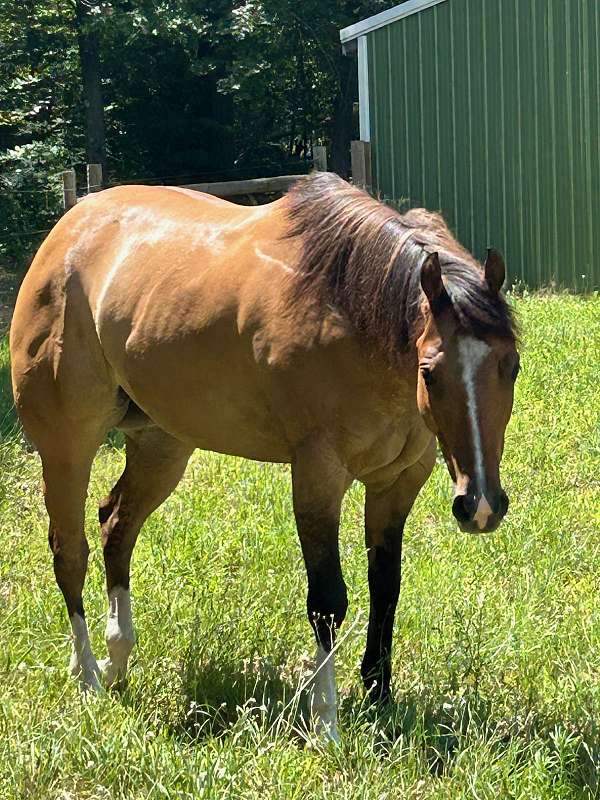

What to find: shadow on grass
left=161, top=646, right=600, bottom=794
left=171, top=650, right=309, bottom=744
left=337, top=687, right=600, bottom=793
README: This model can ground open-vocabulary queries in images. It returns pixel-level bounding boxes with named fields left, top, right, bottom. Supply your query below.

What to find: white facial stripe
left=70, top=613, right=100, bottom=690
left=310, top=645, right=340, bottom=744
left=474, top=495, right=493, bottom=531
left=457, top=336, right=491, bottom=492
left=98, top=587, right=135, bottom=687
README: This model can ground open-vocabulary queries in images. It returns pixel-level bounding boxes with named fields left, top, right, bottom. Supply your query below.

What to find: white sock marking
left=98, top=586, right=135, bottom=686
left=458, top=336, right=493, bottom=529
left=310, top=645, right=340, bottom=744
left=70, top=613, right=101, bottom=690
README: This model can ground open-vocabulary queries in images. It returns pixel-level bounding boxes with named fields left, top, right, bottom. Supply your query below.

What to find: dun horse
left=10, top=173, right=519, bottom=741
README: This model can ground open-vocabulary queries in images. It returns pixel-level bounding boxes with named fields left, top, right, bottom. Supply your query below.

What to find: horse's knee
left=307, top=580, right=348, bottom=650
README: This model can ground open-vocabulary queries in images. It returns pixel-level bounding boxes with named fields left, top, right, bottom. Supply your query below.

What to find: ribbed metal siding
left=367, top=0, right=600, bottom=291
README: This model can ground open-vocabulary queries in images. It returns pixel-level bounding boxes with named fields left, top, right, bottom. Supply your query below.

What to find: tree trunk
left=329, top=54, right=358, bottom=179
left=75, top=0, right=106, bottom=178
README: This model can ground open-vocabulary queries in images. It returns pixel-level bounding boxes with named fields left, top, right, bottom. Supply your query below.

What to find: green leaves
left=0, top=0, right=400, bottom=271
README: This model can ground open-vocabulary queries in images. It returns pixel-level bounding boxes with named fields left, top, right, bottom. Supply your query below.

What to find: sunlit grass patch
left=0, top=295, right=599, bottom=798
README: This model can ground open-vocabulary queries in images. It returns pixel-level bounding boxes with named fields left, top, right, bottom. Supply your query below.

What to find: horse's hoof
left=306, top=724, right=341, bottom=749
left=370, top=689, right=392, bottom=707
left=97, top=657, right=126, bottom=689
left=322, top=723, right=341, bottom=747
left=363, top=677, right=392, bottom=706
left=69, top=654, right=103, bottom=693
left=84, top=674, right=104, bottom=693
left=312, top=714, right=341, bottom=747
left=73, top=667, right=103, bottom=693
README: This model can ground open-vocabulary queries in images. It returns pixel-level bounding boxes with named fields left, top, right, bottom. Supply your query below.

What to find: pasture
left=0, top=293, right=599, bottom=799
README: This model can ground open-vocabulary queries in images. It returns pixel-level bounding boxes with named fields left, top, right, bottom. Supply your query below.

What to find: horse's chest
left=342, top=407, right=432, bottom=485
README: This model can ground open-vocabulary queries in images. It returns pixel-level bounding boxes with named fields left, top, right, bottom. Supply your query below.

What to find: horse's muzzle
left=452, top=489, right=509, bottom=533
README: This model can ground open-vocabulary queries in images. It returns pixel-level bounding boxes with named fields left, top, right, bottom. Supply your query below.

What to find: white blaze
left=310, top=645, right=340, bottom=744
left=458, top=336, right=493, bottom=530
left=98, top=586, right=135, bottom=687
left=69, top=613, right=101, bottom=691
left=474, top=495, right=493, bottom=530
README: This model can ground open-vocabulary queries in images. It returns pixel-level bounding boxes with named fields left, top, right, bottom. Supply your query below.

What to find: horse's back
left=12, top=183, right=292, bottom=360
left=10, top=184, right=306, bottom=458
left=10, top=182, right=416, bottom=471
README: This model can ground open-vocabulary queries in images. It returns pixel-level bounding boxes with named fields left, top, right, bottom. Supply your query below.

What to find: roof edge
left=340, top=0, right=447, bottom=43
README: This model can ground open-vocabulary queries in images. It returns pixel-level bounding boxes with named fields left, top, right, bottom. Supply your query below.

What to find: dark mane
left=284, top=172, right=517, bottom=357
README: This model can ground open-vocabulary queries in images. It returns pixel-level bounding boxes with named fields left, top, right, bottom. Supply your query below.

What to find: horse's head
left=416, top=250, right=519, bottom=533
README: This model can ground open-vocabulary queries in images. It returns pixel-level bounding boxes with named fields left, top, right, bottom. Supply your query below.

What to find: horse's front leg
left=292, top=441, right=351, bottom=744
left=361, top=443, right=436, bottom=702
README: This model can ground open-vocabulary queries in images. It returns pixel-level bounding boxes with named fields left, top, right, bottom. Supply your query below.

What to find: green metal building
left=341, top=0, right=600, bottom=290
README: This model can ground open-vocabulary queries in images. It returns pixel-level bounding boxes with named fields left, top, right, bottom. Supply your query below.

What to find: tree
left=75, top=0, right=106, bottom=174
left=0, top=0, right=395, bottom=270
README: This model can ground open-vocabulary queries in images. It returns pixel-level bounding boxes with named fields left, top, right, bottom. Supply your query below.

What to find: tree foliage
left=0, top=0, right=393, bottom=269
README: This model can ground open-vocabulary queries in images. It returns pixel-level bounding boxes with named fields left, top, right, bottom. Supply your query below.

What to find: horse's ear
left=421, top=252, right=448, bottom=313
left=485, top=248, right=505, bottom=293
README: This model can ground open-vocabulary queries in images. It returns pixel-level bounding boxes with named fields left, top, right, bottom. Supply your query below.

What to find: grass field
left=0, top=294, right=599, bottom=799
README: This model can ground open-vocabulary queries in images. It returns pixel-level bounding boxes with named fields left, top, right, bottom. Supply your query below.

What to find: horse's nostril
left=497, top=491, right=509, bottom=517
left=452, top=495, right=466, bottom=522
left=452, top=494, right=477, bottom=523
left=489, top=491, right=509, bottom=517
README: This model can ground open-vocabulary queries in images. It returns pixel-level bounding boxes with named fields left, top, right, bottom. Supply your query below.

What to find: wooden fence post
left=351, top=140, right=372, bottom=191
left=87, top=163, right=103, bottom=193
left=312, top=145, right=328, bottom=172
left=62, top=169, right=77, bottom=210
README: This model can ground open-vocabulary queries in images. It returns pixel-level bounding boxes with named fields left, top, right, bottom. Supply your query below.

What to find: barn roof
left=340, top=0, right=447, bottom=46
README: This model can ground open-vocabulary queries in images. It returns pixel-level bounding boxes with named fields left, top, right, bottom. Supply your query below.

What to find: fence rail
left=62, top=153, right=330, bottom=212
left=182, top=174, right=305, bottom=199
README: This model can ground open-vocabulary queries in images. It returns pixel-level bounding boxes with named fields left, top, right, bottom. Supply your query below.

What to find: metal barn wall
left=366, top=0, right=600, bottom=290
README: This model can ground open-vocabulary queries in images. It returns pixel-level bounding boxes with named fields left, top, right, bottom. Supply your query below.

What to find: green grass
left=1, top=294, right=599, bottom=799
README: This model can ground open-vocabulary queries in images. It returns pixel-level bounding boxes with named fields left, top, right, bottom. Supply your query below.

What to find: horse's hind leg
left=11, top=260, right=130, bottom=689
left=97, top=425, right=192, bottom=686
left=39, top=424, right=112, bottom=690
left=15, top=369, right=121, bottom=689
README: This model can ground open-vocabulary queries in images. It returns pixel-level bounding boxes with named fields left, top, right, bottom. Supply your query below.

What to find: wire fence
left=0, top=156, right=318, bottom=255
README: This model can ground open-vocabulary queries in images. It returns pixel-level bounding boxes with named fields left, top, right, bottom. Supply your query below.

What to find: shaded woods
left=0, top=0, right=393, bottom=271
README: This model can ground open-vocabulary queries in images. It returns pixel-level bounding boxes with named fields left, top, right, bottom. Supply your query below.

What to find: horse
left=10, top=172, right=519, bottom=742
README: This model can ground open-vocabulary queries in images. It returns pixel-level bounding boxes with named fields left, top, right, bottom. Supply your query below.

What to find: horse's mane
left=284, top=172, right=516, bottom=358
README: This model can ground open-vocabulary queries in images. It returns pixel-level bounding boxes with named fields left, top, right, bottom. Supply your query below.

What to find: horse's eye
left=500, top=353, right=520, bottom=382
left=511, top=357, right=521, bottom=382
left=421, top=367, right=436, bottom=389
